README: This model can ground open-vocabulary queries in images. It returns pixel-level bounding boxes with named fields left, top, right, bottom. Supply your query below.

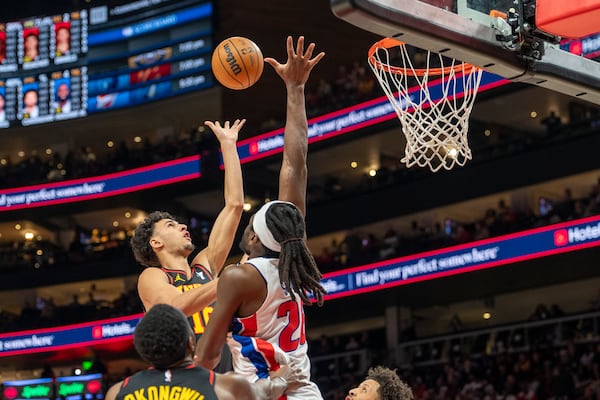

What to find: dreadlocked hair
left=130, top=211, right=176, bottom=267
left=366, top=366, right=414, bottom=400
left=134, top=304, right=192, bottom=369
left=265, top=203, right=327, bottom=306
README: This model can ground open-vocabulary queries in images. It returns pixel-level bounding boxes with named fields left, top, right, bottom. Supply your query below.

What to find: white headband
left=252, top=200, right=294, bottom=252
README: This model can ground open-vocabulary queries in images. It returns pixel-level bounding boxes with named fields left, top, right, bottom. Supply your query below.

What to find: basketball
left=211, top=36, right=264, bottom=90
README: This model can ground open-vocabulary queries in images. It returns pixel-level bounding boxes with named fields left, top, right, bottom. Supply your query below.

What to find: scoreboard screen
left=0, top=0, right=213, bottom=128
left=0, top=10, right=88, bottom=127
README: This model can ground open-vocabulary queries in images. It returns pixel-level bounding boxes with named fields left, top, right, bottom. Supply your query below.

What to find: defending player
left=195, top=36, right=326, bottom=400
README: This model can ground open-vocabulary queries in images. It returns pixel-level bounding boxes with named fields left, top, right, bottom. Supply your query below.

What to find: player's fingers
left=286, top=35, right=294, bottom=58
left=304, top=42, right=315, bottom=59
left=310, top=51, right=326, bottom=67
left=264, top=57, right=281, bottom=70
left=224, top=120, right=230, bottom=129
left=232, top=118, right=244, bottom=129
left=296, top=36, right=305, bottom=58
left=236, top=118, right=247, bottom=129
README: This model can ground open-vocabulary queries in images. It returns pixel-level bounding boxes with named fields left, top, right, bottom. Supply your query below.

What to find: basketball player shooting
left=131, top=118, right=246, bottom=373
left=195, top=36, right=326, bottom=400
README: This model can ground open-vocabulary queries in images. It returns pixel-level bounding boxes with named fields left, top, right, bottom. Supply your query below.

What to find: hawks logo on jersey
left=161, top=266, right=215, bottom=336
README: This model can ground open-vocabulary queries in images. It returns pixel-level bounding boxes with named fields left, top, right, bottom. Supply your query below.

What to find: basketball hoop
left=368, top=38, right=483, bottom=172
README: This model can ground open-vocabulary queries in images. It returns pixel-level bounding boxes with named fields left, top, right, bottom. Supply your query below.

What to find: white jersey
left=227, top=257, right=323, bottom=400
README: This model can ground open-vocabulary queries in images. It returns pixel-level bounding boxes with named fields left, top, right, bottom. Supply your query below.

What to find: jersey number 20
left=277, top=300, right=306, bottom=352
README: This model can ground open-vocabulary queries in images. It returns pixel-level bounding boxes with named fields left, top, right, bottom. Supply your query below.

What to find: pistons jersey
left=227, top=257, right=323, bottom=400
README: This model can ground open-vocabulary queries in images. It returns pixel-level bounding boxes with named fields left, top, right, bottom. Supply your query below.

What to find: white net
left=368, top=39, right=483, bottom=172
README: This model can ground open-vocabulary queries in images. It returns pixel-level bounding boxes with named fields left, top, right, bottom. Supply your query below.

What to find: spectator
left=450, top=313, right=464, bottom=332
left=549, top=303, right=565, bottom=318
left=40, top=363, right=55, bottom=379
left=529, top=304, right=550, bottom=320
left=541, top=110, right=563, bottom=134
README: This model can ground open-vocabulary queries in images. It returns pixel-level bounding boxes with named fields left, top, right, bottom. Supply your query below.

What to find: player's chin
left=184, top=243, right=196, bottom=252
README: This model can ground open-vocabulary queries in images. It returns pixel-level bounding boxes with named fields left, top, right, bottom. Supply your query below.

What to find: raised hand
left=204, top=118, right=246, bottom=144
left=264, top=36, right=325, bottom=88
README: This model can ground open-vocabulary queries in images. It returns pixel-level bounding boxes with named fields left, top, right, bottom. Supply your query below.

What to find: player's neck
left=171, top=358, right=194, bottom=369
left=159, top=253, right=190, bottom=272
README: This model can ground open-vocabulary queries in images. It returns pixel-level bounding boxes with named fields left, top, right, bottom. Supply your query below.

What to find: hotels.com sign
left=554, top=222, right=600, bottom=246
left=92, top=322, right=136, bottom=339
left=0, top=314, right=142, bottom=357
left=321, top=214, right=600, bottom=300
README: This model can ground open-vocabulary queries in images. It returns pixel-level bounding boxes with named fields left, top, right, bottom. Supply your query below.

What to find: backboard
left=331, top=0, right=600, bottom=105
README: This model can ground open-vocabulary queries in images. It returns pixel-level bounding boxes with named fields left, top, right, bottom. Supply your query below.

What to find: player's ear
left=149, top=237, right=162, bottom=250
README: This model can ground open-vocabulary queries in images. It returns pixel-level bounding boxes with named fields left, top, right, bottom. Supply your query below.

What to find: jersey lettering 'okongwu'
left=115, top=365, right=218, bottom=400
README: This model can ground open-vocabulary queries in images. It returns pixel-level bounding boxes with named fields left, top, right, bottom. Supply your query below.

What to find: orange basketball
left=211, top=36, right=264, bottom=90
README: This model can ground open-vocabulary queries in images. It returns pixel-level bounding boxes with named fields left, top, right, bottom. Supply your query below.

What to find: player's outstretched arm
left=265, top=36, right=324, bottom=216
left=195, top=263, right=262, bottom=368
left=192, top=119, right=246, bottom=276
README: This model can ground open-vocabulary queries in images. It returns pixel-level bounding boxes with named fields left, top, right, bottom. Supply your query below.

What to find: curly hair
left=264, top=202, right=327, bottom=306
left=366, top=366, right=414, bottom=400
left=133, top=304, right=191, bottom=369
left=130, top=211, right=176, bottom=267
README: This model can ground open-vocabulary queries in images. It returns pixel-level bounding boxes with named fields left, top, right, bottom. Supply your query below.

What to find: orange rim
left=368, top=38, right=480, bottom=76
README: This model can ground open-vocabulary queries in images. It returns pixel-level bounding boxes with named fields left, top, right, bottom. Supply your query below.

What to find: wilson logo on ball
left=223, top=43, right=242, bottom=75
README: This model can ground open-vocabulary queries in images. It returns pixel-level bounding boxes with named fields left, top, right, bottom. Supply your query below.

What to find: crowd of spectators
left=395, top=339, right=600, bottom=400
left=305, top=306, right=600, bottom=399
left=0, top=286, right=142, bottom=333
left=0, top=131, right=206, bottom=190
left=0, top=178, right=599, bottom=333
left=0, top=214, right=211, bottom=271
left=315, top=180, right=600, bottom=273
left=1, top=58, right=598, bottom=193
